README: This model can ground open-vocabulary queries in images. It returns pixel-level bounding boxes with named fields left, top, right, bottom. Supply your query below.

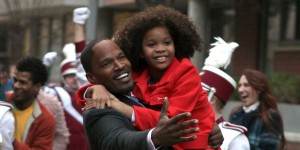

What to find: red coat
left=7, top=92, right=56, bottom=150
left=132, top=58, right=214, bottom=150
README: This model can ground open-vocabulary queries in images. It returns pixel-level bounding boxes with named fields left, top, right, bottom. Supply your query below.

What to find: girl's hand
left=83, top=94, right=120, bottom=110
left=82, top=85, right=117, bottom=110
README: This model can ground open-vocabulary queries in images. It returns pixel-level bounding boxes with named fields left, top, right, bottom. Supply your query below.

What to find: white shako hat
left=200, top=66, right=236, bottom=103
left=200, top=37, right=239, bottom=103
left=60, top=43, right=76, bottom=76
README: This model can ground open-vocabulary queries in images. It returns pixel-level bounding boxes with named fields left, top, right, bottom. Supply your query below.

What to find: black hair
left=80, top=38, right=102, bottom=73
left=16, top=56, right=48, bottom=85
left=113, top=5, right=203, bottom=72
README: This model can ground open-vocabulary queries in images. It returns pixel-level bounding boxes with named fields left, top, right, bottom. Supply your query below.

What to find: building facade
left=0, top=0, right=299, bottom=85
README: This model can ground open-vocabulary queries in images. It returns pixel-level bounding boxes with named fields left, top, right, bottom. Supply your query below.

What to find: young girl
left=79, top=5, right=215, bottom=149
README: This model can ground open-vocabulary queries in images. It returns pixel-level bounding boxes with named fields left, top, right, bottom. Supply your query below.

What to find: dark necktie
left=130, top=95, right=145, bottom=107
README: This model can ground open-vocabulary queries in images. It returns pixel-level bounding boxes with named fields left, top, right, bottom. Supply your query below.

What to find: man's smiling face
left=87, top=40, right=134, bottom=94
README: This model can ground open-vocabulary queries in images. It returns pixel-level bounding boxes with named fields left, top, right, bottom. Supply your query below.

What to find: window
left=279, top=0, right=300, bottom=41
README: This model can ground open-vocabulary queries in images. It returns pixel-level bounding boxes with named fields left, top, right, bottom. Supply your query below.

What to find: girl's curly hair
left=113, top=5, right=203, bottom=72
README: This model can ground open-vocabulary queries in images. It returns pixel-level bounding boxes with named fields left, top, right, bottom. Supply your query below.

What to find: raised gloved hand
left=73, top=7, right=90, bottom=25
left=43, top=52, right=57, bottom=68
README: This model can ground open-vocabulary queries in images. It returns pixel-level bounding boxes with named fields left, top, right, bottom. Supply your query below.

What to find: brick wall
left=232, top=0, right=260, bottom=77
left=274, top=51, right=300, bottom=75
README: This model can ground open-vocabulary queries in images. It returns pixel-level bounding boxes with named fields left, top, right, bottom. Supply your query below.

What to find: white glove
left=73, top=7, right=90, bottom=25
left=62, top=43, right=76, bottom=61
left=43, top=52, right=57, bottom=68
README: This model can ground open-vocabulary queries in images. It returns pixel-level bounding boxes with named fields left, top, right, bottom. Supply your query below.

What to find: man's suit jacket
left=83, top=94, right=151, bottom=150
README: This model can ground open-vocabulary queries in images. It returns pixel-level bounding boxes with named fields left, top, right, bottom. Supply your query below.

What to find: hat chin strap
left=207, top=87, right=216, bottom=101
left=202, top=83, right=216, bottom=102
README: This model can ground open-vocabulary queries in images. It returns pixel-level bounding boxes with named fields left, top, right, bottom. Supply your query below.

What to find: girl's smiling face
left=238, top=75, right=259, bottom=107
left=142, top=26, right=175, bottom=76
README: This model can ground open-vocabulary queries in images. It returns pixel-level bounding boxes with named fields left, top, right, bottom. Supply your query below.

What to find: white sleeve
left=131, top=110, right=136, bottom=122
left=76, top=53, right=89, bottom=87
left=228, top=134, right=250, bottom=150
left=0, top=111, right=15, bottom=150
left=83, top=87, right=91, bottom=100
left=147, top=128, right=161, bottom=150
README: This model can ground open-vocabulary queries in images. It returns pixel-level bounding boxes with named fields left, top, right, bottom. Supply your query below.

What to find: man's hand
left=208, top=123, right=224, bottom=149
left=151, top=97, right=199, bottom=146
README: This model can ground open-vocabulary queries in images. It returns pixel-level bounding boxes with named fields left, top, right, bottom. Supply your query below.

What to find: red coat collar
left=133, top=58, right=183, bottom=85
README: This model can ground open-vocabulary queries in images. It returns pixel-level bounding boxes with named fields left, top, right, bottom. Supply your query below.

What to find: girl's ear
left=86, top=73, right=96, bottom=84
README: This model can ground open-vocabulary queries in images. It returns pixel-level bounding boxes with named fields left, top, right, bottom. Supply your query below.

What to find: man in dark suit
left=79, top=39, right=223, bottom=149
left=84, top=95, right=198, bottom=149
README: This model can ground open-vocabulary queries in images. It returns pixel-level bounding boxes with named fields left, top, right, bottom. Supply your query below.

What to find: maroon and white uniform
left=216, top=116, right=250, bottom=150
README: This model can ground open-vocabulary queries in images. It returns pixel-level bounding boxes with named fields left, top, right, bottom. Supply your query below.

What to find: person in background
left=50, top=43, right=89, bottom=150
left=200, top=37, right=250, bottom=150
left=41, top=7, right=90, bottom=150
left=0, top=63, right=13, bottom=102
left=42, top=6, right=90, bottom=90
left=42, top=7, right=88, bottom=92
left=7, top=56, right=55, bottom=149
left=37, top=90, right=70, bottom=150
left=73, top=7, right=90, bottom=87
left=40, top=47, right=70, bottom=150
left=0, top=101, right=15, bottom=150
left=229, top=68, right=286, bottom=150
left=59, top=44, right=79, bottom=94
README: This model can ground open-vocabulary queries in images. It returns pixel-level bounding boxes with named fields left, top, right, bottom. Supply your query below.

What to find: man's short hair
left=16, top=56, right=48, bottom=85
left=80, top=38, right=102, bottom=73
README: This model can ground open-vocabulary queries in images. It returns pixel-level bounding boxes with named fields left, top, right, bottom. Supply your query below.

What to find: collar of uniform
left=243, top=101, right=260, bottom=113
left=31, top=100, right=42, bottom=118
left=215, top=115, right=224, bottom=124
left=133, top=57, right=180, bottom=86
left=0, top=101, right=12, bottom=108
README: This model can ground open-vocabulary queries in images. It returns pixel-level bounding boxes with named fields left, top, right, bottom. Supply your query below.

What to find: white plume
left=204, top=37, right=239, bottom=69
left=62, top=43, right=76, bottom=61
